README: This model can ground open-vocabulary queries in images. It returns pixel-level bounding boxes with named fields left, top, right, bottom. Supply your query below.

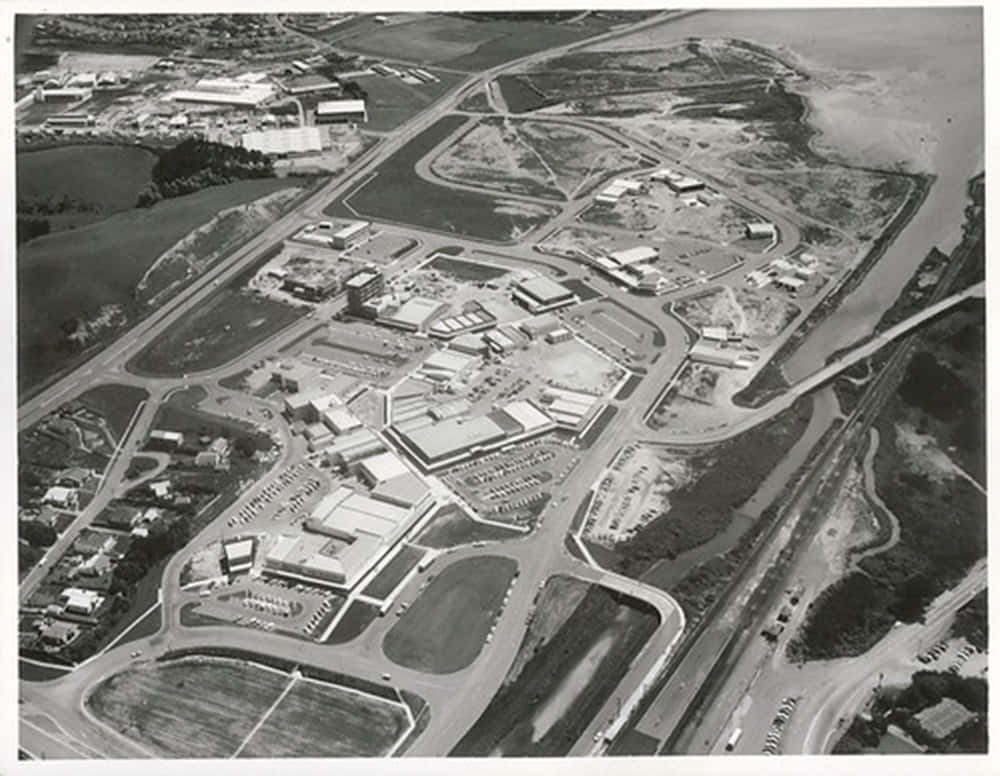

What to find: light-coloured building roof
left=372, top=472, right=430, bottom=508
left=242, top=127, right=323, bottom=155
left=358, top=451, right=410, bottom=484
left=224, top=539, right=254, bottom=564
left=316, top=98, right=367, bottom=115
left=611, top=246, right=658, bottom=265
left=422, top=349, right=475, bottom=375
left=403, top=415, right=507, bottom=462
left=322, top=406, right=361, bottom=434
left=44, top=486, right=76, bottom=503
left=517, top=276, right=574, bottom=303
left=499, top=400, right=552, bottom=433
left=333, top=220, right=370, bottom=240
left=388, top=296, right=444, bottom=329
left=346, top=270, right=379, bottom=287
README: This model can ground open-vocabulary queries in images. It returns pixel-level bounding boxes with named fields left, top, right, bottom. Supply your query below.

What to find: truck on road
left=725, top=728, right=743, bottom=752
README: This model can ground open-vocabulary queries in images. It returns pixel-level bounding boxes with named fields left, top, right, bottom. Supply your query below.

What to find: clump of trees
left=950, top=589, right=987, bottom=651
left=137, top=139, right=274, bottom=207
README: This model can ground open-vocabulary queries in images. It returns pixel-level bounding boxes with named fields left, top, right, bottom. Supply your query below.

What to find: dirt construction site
left=672, top=285, right=801, bottom=340
left=430, top=118, right=648, bottom=201
left=581, top=182, right=765, bottom=249
left=583, top=444, right=693, bottom=548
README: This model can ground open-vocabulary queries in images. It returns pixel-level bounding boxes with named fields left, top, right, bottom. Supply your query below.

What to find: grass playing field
left=87, top=658, right=291, bottom=758
left=237, top=679, right=410, bottom=758
left=382, top=555, right=517, bottom=674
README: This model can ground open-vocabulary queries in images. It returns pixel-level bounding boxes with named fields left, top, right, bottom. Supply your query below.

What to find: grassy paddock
left=383, top=555, right=517, bottom=673
left=71, top=383, right=149, bottom=440
left=18, top=178, right=296, bottom=396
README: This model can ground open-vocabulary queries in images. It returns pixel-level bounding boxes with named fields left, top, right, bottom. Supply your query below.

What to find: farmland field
left=328, top=114, right=557, bottom=242
left=16, top=144, right=157, bottom=232
left=383, top=555, right=517, bottom=674
left=337, top=14, right=620, bottom=70
left=451, top=581, right=659, bottom=756
left=86, top=658, right=291, bottom=758
left=237, top=679, right=410, bottom=758
left=355, top=70, right=466, bottom=132
left=18, top=178, right=296, bottom=396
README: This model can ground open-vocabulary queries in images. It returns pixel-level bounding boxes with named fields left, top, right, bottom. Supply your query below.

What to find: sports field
left=237, top=679, right=410, bottom=758
left=18, top=178, right=295, bottom=395
left=87, top=658, right=291, bottom=758
left=383, top=555, right=518, bottom=673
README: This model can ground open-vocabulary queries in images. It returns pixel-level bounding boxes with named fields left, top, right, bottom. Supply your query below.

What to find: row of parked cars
left=762, top=697, right=798, bottom=755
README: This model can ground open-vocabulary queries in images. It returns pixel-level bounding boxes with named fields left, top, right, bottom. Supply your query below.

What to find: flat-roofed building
left=169, top=78, right=275, bottom=107
left=519, top=313, right=562, bottom=339
left=448, top=331, right=489, bottom=355
left=223, top=538, right=255, bottom=574
left=496, top=400, right=554, bottom=434
left=148, top=430, right=184, bottom=450
left=272, top=361, right=320, bottom=393
left=610, top=246, right=658, bottom=266
left=513, top=276, right=578, bottom=314
left=331, top=220, right=371, bottom=249
left=321, top=406, right=361, bottom=435
left=372, top=472, right=431, bottom=509
left=345, top=269, right=385, bottom=316
left=381, top=296, right=446, bottom=332
left=242, top=126, right=324, bottom=156
left=315, top=98, right=367, bottom=124
left=745, top=221, right=777, bottom=240
left=326, top=427, right=386, bottom=467
left=357, top=451, right=410, bottom=486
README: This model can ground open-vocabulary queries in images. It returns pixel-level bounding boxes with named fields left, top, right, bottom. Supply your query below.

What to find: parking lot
left=226, top=462, right=328, bottom=531
left=917, top=638, right=985, bottom=677
left=185, top=574, right=343, bottom=641
left=442, top=437, right=580, bottom=527
left=760, top=696, right=799, bottom=755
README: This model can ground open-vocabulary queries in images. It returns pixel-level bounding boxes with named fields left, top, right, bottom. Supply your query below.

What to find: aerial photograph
left=11, top=4, right=986, bottom=767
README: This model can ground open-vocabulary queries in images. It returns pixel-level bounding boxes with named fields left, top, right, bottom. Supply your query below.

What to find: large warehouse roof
left=316, top=98, right=367, bottom=115
left=358, top=451, right=410, bottom=484
left=242, top=127, right=323, bottom=155
left=403, top=415, right=506, bottom=462
left=498, top=400, right=553, bottom=433
left=517, top=276, right=574, bottom=303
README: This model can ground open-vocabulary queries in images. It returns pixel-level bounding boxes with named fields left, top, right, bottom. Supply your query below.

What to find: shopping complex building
left=388, top=399, right=556, bottom=472
left=263, top=451, right=434, bottom=590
